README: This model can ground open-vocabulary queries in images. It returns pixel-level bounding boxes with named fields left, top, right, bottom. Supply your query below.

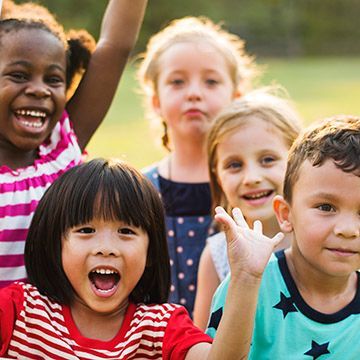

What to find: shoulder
left=207, top=232, right=227, bottom=257
left=141, top=163, right=157, bottom=174
left=141, top=162, right=160, bottom=185
left=0, top=282, right=25, bottom=306
left=134, top=302, right=181, bottom=321
left=205, top=232, right=229, bottom=281
left=38, top=109, right=82, bottom=161
left=152, top=303, right=212, bottom=360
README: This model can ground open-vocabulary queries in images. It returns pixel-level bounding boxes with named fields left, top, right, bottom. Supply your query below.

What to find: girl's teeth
left=92, top=268, right=117, bottom=275
left=20, top=119, right=43, bottom=128
left=16, top=109, right=46, bottom=117
left=246, top=191, right=271, bottom=199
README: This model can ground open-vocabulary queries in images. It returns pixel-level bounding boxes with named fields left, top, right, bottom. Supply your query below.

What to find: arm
left=66, top=0, right=148, bottom=150
left=186, top=207, right=284, bottom=360
left=193, top=244, right=221, bottom=330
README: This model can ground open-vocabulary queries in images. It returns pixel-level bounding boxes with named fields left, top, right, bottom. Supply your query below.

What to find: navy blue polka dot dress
left=145, top=165, right=214, bottom=316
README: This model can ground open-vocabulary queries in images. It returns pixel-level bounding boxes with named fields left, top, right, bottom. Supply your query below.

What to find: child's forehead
left=0, top=28, right=66, bottom=65
left=294, top=159, right=360, bottom=197
left=2, top=27, right=64, bottom=52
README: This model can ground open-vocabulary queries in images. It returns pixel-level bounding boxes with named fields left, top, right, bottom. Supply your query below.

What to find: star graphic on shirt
left=273, top=291, right=298, bottom=318
left=304, top=340, right=330, bottom=359
left=207, top=307, right=223, bottom=330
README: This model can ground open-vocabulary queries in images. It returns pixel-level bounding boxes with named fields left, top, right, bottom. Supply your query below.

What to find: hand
left=215, top=206, right=284, bottom=280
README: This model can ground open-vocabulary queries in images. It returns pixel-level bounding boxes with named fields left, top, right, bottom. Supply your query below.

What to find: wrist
left=229, top=270, right=263, bottom=288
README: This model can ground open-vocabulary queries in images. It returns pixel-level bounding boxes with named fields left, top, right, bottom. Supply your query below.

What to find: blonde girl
left=137, top=16, right=257, bottom=314
left=193, top=88, right=302, bottom=329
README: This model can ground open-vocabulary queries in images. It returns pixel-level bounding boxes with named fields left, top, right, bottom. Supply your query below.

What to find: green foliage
left=24, top=0, right=360, bottom=55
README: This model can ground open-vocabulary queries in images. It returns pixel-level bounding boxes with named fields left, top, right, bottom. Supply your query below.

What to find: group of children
left=0, top=1, right=359, bottom=359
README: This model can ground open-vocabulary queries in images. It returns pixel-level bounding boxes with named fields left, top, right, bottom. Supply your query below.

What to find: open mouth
left=88, top=268, right=120, bottom=294
left=14, top=109, right=48, bottom=129
left=243, top=190, right=273, bottom=200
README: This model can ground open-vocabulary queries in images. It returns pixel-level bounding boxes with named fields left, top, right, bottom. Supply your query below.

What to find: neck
left=70, top=298, right=129, bottom=341
left=285, top=248, right=358, bottom=313
left=159, top=144, right=209, bottom=183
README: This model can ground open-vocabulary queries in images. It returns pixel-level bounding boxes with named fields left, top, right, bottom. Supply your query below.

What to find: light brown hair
left=208, top=87, right=302, bottom=214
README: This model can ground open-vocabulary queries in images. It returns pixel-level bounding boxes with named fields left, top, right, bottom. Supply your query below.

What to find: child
left=0, top=158, right=283, bottom=359
left=137, top=16, right=258, bottom=314
left=0, top=0, right=147, bottom=288
left=207, top=115, right=360, bottom=359
left=193, top=88, right=302, bottom=329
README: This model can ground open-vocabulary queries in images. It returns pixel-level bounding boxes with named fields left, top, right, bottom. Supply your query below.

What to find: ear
left=273, top=195, right=293, bottom=233
left=152, top=94, right=162, bottom=116
left=233, top=89, right=242, bottom=99
left=233, top=80, right=245, bottom=99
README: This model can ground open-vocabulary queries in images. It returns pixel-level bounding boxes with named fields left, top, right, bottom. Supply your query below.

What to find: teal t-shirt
left=207, top=250, right=360, bottom=359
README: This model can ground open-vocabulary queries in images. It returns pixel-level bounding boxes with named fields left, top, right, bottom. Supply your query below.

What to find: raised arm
left=67, top=0, right=148, bottom=150
left=186, top=207, right=283, bottom=360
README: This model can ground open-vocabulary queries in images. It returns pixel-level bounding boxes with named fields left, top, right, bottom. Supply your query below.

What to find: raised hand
left=214, top=206, right=284, bottom=280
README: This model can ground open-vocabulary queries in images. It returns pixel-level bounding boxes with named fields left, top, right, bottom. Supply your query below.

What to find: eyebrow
left=309, top=192, right=338, bottom=201
left=9, top=60, right=65, bottom=73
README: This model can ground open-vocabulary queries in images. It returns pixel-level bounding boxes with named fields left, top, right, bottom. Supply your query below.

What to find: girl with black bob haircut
left=25, top=158, right=170, bottom=305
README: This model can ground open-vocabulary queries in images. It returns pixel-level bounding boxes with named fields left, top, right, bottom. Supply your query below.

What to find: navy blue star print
left=304, top=340, right=330, bottom=359
left=208, top=307, right=223, bottom=330
left=273, top=291, right=298, bottom=318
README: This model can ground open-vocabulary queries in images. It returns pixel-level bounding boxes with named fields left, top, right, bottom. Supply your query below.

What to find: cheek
left=209, top=95, right=232, bottom=116
left=218, top=174, right=239, bottom=199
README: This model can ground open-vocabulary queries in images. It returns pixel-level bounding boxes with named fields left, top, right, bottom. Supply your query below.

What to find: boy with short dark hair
left=206, top=115, right=360, bottom=359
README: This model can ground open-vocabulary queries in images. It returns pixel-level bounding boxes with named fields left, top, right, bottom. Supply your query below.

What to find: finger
left=253, top=220, right=263, bottom=234
left=272, top=232, right=285, bottom=246
left=214, top=206, right=239, bottom=240
left=214, top=206, right=234, bottom=228
left=232, top=207, right=248, bottom=228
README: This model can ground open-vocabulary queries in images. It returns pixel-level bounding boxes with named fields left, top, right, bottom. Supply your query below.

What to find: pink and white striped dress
left=0, top=111, right=82, bottom=288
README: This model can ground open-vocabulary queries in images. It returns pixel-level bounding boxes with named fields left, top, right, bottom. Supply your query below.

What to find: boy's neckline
left=276, top=250, right=360, bottom=324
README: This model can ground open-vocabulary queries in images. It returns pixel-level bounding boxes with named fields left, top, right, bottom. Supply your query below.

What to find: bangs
left=57, top=160, right=152, bottom=234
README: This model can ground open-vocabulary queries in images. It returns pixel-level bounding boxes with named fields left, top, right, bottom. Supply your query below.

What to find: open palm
left=215, top=207, right=284, bottom=280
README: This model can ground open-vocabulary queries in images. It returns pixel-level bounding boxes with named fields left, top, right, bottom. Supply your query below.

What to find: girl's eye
left=260, top=156, right=276, bottom=166
left=9, top=72, right=28, bottom=82
left=77, top=227, right=95, bottom=234
left=47, top=75, right=64, bottom=85
left=170, top=79, right=184, bottom=86
left=119, top=228, right=136, bottom=235
left=317, top=204, right=335, bottom=212
left=206, top=78, right=219, bottom=86
left=226, top=161, right=243, bottom=170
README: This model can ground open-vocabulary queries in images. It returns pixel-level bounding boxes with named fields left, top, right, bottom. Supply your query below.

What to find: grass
left=86, top=57, right=360, bottom=169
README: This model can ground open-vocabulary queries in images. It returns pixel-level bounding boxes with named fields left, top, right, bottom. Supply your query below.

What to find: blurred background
left=20, top=0, right=360, bottom=168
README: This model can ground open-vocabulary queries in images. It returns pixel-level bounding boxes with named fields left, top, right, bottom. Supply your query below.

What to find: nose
left=334, top=214, right=360, bottom=239
left=25, top=80, right=51, bottom=99
left=93, top=233, right=120, bottom=257
left=242, top=164, right=262, bottom=186
left=186, top=80, right=202, bottom=101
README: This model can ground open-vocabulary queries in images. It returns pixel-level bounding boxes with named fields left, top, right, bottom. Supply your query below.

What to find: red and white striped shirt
left=0, top=283, right=212, bottom=359
left=0, top=112, right=82, bottom=288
